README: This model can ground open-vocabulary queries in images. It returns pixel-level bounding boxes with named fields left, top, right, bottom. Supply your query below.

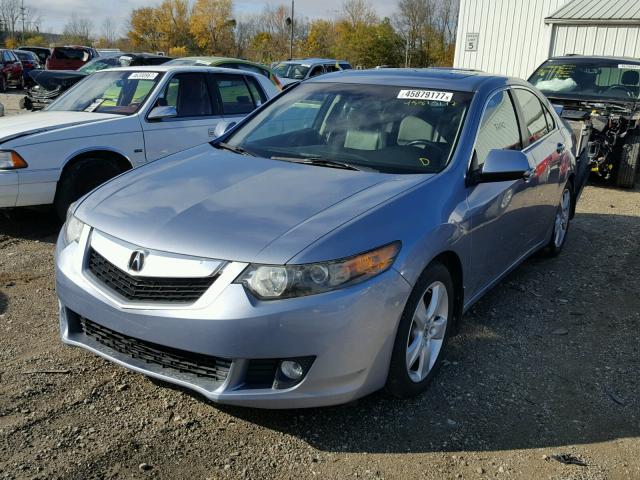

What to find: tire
left=386, top=262, right=455, bottom=398
left=54, top=157, right=122, bottom=220
left=0, top=75, right=6, bottom=93
left=615, top=134, right=640, bottom=189
left=542, top=181, right=573, bottom=257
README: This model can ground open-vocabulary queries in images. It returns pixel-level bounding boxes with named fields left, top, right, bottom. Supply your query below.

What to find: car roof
left=547, top=55, right=640, bottom=65
left=172, top=56, right=267, bottom=67
left=307, top=68, right=516, bottom=92
left=98, top=65, right=263, bottom=76
left=279, top=58, right=350, bottom=65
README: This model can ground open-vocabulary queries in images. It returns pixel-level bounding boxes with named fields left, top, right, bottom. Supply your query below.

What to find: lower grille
left=87, top=248, right=217, bottom=303
left=79, top=317, right=231, bottom=382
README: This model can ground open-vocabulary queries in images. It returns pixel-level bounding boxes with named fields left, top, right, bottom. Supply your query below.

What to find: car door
left=466, top=88, right=539, bottom=296
left=210, top=73, right=261, bottom=132
left=512, top=87, right=563, bottom=244
left=141, top=72, right=221, bottom=160
left=2, top=51, right=15, bottom=83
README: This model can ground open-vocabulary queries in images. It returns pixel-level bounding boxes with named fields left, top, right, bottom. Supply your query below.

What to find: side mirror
left=148, top=105, right=177, bottom=121
left=213, top=121, right=237, bottom=138
left=473, top=149, right=532, bottom=184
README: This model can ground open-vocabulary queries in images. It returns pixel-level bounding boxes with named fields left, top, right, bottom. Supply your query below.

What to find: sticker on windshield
left=397, top=90, right=453, bottom=102
left=618, top=64, right=640, bottom=70
left=128, top=72, right=158, bottom=80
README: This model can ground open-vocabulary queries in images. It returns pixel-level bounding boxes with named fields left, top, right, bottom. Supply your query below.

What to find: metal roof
left=546, top=0, right=640, bottom=24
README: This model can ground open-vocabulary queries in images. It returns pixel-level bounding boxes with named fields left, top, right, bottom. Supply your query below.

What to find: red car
left=45, top=46, right=99, bottom=71
left=0, top=49, right=24, bottom=90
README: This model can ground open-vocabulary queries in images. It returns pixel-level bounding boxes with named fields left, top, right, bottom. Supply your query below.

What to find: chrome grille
left=87, top=248, right=217, bottom=303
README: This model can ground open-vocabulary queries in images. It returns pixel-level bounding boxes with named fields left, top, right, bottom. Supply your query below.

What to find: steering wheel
left=605, top=85, right=633, bottom=97
left=405, top=139, right=445, bottom=162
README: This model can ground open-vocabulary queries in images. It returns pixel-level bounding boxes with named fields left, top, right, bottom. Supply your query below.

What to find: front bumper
left=56, top=228, right=411, bottom=408
left=0, top=171, right=19, bottom=207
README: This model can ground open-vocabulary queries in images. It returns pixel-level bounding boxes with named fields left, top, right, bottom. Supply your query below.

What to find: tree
left=155, top=0, right=191, bottom=52
left=303, top=20, right=335, bottom=58
left=342, top=0, right=377, bottom=27
left=63, top=14, right=92, bottom=45
left=100, top=17, right=119, bottom=48
left=189, top=0, right=235, bottom=55
left=129, top=7, right=163, bottom=51
left=0, top=0, right=21, bottom=39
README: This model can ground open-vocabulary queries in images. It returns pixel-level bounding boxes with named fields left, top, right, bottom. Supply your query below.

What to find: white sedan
left=0, top=65, right=278, bottom=218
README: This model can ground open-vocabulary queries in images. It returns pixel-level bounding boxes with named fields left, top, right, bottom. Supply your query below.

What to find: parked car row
left=1, top=49, right=601, bottom=408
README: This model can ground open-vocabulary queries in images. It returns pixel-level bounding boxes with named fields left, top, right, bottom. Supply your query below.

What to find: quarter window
left=245, top=76, right=267, bottom=106
left=514, top=89, right=550, bottom=144
left=474, top=90, right=521, bottom=169
left=161, top=73, right=213, bottom=117
left=214, top=75, right=256, bottom=115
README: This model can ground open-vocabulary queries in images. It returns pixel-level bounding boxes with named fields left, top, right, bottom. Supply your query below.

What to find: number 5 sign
left=465, top=33, right=479, bottom=52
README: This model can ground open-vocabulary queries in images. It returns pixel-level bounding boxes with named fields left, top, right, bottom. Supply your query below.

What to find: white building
left=454, top=0, right=640, bottom=79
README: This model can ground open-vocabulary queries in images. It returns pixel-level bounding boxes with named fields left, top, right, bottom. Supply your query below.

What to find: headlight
left=235, top=242, right=401, bottom=299
left=63, top=212, right=85, bottom=245
left=0, top=150, right=27, bottom=170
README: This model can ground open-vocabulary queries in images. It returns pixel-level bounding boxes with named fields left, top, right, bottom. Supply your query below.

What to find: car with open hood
left=0, top=65, right=278, bottom=218
left=529, top=55, right=640, bottom=188
left=56, top=68, right=582, bottom=408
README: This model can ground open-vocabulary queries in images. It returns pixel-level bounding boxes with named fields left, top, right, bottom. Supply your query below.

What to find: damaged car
left=529, top=56, right=640, bottom=188
left=22, top=53, right=172, bottom=111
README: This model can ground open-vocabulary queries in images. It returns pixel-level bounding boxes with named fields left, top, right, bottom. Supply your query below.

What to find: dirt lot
left=1, top=93, right=639, bottom=480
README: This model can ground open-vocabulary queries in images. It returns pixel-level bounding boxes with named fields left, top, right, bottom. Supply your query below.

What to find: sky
left=36, top=0, right=398, bottom=34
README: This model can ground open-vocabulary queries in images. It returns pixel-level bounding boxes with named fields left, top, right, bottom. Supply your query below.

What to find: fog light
left=273, top=356, right=315, bottom=390
left=280, top=360, right=304, bottom=380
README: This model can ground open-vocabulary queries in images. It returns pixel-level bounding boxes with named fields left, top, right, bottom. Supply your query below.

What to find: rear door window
left=513, top=89, right=550, bottom=145
left=161, top=73, right=214, bottom=117
left=213, top=74, right=256, bottom=115
left=3, top=51, right=12, bottom=62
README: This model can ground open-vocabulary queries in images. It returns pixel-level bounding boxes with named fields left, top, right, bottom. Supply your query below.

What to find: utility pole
left=289, top=0, right=294, bottom=60
left=20, top=0, right=26, bottom=43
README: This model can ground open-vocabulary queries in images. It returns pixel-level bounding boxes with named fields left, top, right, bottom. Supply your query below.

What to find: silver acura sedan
left=56, top=69, right=582, bottom=408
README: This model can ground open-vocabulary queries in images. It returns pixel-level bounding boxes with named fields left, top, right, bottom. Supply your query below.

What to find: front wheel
left=386, top=262, right=454, bottom=398
left=542, top=183, right=572, bottom=257
left=0, top=75, right=6, bottom=92
left=615, top=134, right=639, bottom=189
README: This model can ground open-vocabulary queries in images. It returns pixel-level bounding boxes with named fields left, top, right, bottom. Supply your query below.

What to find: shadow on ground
left=0, top=207, right=60, bottom=244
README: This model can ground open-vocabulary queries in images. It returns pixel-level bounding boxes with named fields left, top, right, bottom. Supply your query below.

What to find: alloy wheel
left=554, top=188, right=571, bottom=248
left=406, top=281, right=449, bottom=383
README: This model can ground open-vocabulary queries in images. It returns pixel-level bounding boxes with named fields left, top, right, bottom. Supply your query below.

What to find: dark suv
left=529, top=56, right=640, bottom=188
left=0, top=49, right=24, bottom=90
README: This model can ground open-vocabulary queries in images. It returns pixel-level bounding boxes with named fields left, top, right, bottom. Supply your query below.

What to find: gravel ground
left=1, top=93, right=639, bottom=479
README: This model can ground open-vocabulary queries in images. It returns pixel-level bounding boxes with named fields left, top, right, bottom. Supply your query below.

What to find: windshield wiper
left=214, top=142, right=255, bottom=156
left=270, top=156, right=361, bottom=171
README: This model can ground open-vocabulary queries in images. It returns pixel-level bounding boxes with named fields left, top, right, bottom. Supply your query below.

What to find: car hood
left=0, top=111, right=120, bottom=144
left=28, top=69, right=86, bottom=90
left=77, top=144, right=426, bottom=264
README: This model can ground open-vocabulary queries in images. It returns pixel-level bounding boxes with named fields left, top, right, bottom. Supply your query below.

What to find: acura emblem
left=128, top=250, right=145, bottom=272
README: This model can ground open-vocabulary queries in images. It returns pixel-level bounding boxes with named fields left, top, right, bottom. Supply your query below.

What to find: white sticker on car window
left=397, top=89, right=453, bottom=102
left=128, top=72, right=158, bottom=80
left=618, top=64, right=640, bottom=70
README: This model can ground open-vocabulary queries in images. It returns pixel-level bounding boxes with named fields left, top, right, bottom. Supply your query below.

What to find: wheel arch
left=429, top=250, right=464, bottom=332
left=57, top=148, right=133, bottom=185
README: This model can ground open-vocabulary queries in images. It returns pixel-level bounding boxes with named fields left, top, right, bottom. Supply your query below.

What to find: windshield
left=47, top=70, right=162, bottom=115
left=273, top=63, right=310, bottom=80
left=226, top=82, right=471, bottom=174
left=529, top=61, right=640, bottom=101
left=78, top=57, right=121, bottom=74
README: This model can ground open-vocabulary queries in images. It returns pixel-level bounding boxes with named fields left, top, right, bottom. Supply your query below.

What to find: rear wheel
left=54, top=157, right=123, bottom=220
left=615, top=134, right=640, bottom=189
left=386, top=262, right=454, bottom=398
left=542, top=182, right=572, bottom=257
